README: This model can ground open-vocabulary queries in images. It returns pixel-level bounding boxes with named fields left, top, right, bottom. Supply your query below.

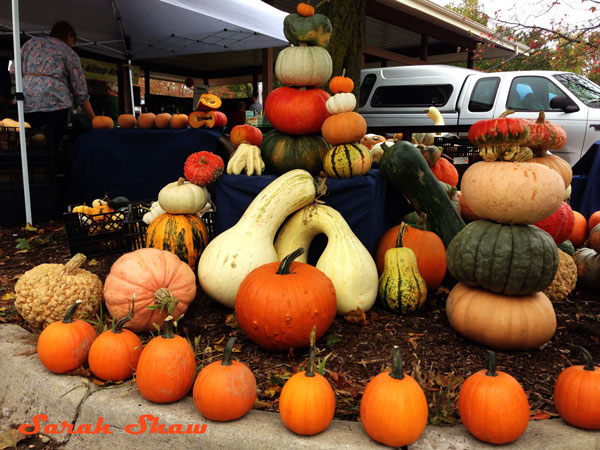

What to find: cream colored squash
left=158, top=177, right=208, bottom=214
left=275, top=46, right=332, bottom=87
left=274, top=204, right=378, bottom=314
left=326, top=93, right=356, bottom=115
left=197, top=169, right=316, bottom=309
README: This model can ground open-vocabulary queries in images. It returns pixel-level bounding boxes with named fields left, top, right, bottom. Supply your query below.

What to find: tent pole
left=127, top=59, right=135, bottom=114
left=11, top=0, right=32, bottom=225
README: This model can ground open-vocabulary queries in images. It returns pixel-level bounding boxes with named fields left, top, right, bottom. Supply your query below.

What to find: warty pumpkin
left=446, top=283, right=556, bottom=350
left=193, top=337, right=256, bottom=421
left=136, top=316, right=196, bottom=403
left=360, top=345, right=428, bottom=447
left=543, top=249, right=578, bottom=302
left=467, top=110, right=530, bottom=160
left=235, top=248, right=337, bottom=351
left=460, top=161, right=565, bottom=224
left=260, top=129, right=330, bottom=175
left=321, top=112, right=367, bottom=146
left=37, top=300, right=98, bottom=374
left=103, top=248, right=197, bottom=332
left=533, top=201, right=575, bottom=245
left=275, top=45, right=332, bottom=87
left=446, top=220, right=559, bottom=295
left=554, top=346, right=600, bottom=430
left=430, top=156, right=459, bottom=187
left=322, top=142, right=372, bottom=178
left=274, top=204, right=378, bottom=314
left=458, top=350, right=530, bottom=444
left=197, top=169, right=316, bottom=309
left=183, top=151, right=224, bottom=186
left=524, top=111, right=567, bottom=156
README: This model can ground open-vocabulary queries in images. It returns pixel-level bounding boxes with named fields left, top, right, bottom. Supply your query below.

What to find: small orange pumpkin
left=193, top=337, right=257, bottom=421
left=37, top=300, right=98, bottom=374
left=88, top=316, right=142, bottom=382
left=569, top=210, right=588, bottom=247
left=329, top=75, right=354, bottom=94
left=296, top=2, right=315, bottom=17
left=554, top=346, right=600, bottom=430
left=458, top=350, right=530, bottom=444
left=589, top=210, right=600, bottom=233
left=321, top=111, right=367, bottom=146
left=360, top=134, right=386, bottom=150
left=279, top=327, right=335, bottom=435
left=136, top=316, right=196, bottom=403
left=360, top=345, right=428, bottom=447
left=431, top=157, right=459, bottom=187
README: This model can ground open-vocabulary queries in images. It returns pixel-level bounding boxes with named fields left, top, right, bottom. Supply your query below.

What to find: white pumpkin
left=158, top=177, right=208, bottom=214
left=142, top=201, right=165, bottom=225
left=326, top=93, right=356, bottom=115
left=275, top=46, right=332, bottom=87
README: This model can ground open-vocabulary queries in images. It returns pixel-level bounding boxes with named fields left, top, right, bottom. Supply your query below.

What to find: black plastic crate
left=64, top=201, right=150, bottom=258
left=435, top=136, right=481, bottom=184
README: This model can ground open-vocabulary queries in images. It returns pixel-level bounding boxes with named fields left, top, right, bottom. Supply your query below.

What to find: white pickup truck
left=359, top=65, right=600, bottom=166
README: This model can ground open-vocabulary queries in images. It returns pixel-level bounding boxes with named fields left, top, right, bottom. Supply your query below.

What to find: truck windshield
left=554, top=73, right=600, bottom=108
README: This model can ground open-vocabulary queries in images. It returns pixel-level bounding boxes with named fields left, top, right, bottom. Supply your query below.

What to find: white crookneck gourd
left=274, top=204, right=378, bottom=314
left=197, top=169, right=316, bottom=309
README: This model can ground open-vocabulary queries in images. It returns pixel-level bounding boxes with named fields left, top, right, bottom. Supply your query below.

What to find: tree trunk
left=319, top=0, right=366, bottom=100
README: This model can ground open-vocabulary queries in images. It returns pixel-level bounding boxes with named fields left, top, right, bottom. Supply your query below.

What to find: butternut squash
left=197, top=169, right=316, bottom=308
left=274, top=204, right=378, bottom=314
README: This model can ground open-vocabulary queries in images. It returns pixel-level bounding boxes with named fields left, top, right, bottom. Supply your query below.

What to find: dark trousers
left=24, top=108, right=70, bottom=153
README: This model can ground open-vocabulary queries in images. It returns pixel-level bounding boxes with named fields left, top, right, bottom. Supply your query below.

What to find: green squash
left=379, top=140, right=465, bottom=248
left=323, top=143, right=372, bottom=178
left=446, top=219, right=559, bottom=295
left=573, top=247, right=600, bottom=291
left=378, top=235, right=428, bottom=314
left=558, top=239, right=575, bottom=256
left=261, top=130, right=330, bottom=175
left=414, top=144, right=442, bottom=167
left=283, top=12, right=332, bottom=47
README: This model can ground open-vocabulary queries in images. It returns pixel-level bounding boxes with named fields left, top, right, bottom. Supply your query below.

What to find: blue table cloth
left=570, top=141, right=600, bottom=219
left=212, top=169, right=413, bottom=261
left=67, top=127, right=225, bottom=204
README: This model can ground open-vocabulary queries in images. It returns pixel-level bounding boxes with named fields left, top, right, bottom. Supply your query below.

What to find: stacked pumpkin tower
left=261, top=3, right=333, bottom=175
left=444, top=111, right=568, bottom=351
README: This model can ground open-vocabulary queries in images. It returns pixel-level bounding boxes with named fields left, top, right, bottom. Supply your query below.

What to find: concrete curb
left=0, top=324, right=597, bottom=449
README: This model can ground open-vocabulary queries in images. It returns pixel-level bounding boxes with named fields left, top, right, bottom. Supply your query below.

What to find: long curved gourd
left=274, top=204, right=378, bottom=314
left=198, top=169, right=316, bottom=309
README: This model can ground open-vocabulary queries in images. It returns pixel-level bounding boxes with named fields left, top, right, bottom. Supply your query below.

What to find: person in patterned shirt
left=18, top=21, right=96, bottom=151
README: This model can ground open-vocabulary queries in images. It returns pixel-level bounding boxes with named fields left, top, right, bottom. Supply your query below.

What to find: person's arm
left=80, top=99, right=95, bottom=121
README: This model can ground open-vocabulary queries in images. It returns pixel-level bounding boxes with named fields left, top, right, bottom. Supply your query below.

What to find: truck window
left=359, top=74, right=377, bottom=108
left=369, top=84, right=453, bottom=107
left=507, top=76, right=565, bottom=111
left=468, top=77, right=500, bottom=112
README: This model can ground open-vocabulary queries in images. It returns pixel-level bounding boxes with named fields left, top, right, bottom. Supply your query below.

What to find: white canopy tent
left=1, top=0, right=288, bottom=224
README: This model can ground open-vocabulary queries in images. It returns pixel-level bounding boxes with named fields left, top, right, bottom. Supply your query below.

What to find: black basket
left=64, top=201, right=150, bottom=258
left=200, top=209, right=216, bottom=241
left=435, top=136, right=481, bottom=183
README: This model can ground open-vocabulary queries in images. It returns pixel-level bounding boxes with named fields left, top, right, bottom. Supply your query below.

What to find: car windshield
left=554, top=73, right=600, bottom=108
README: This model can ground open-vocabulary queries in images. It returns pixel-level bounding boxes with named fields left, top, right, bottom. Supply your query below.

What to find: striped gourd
left=323, top=143, right=372, bottom=178
left=146, top=213, right=208, bottom=269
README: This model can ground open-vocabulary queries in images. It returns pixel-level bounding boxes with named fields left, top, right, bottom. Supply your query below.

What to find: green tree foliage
left=445, top=0, right=488, bottom=26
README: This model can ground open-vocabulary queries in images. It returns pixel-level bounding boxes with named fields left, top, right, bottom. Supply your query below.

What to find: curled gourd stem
left=395, top=223, right=409, bottom=248
left=112, top=316, right=131, bottom=334
left=499, top=110, right=515, bottom=118
left=60, top=253, right=86, bottom=276
left=62, top=300, right=82, bottom=324
left=161, top=315, right=175, bottom=339
left=222, top=337, right=236, bottom=367
left=306, top=325, right=317, bottom=378
left=177, top=177, right=185, bottom=185
left=485, top=350, right=498, bottom=377
left=390, top=345, right=405, bottom=380
left=276, top=248, right=305, bottom=275
left=575, top=345, right=595, bottom=371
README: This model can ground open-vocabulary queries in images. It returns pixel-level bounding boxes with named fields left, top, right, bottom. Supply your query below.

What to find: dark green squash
left=446, top=219, right=559, bottom=295
left=573, top=248, right=600, bottom=291
left=283, top=12, right=332, bottom=47
left=414, top=144, right=442, bottom=167
left=558, top=239, right=575, bottom=256
left=261, top=130, right=330, bottom=175
left=379, top=141, right=465, bottom=248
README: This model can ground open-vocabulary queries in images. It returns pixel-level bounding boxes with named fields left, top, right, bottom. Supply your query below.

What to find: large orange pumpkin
left=103, top=248, right=196, bottom=332
left=264, top=86, right=330, bottom=135
left=321, top=111, right=366, bottom=146
left=375, top=215, right=446, bottom=289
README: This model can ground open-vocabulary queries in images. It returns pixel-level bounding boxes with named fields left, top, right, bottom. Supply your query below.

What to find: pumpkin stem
left=62, top=300, right=82, bottom=324
left=485, top=350, right=498, bottom=377
left=60, top=253, right=87, bottom=276
left=415, top=212, right=428, bottom=230
left=390, top=345, right=405, bottom=380
left=499, top=110, right=515, bottom=118
left=395, top=223, right=408, bottom=248
left=536, top=111, right=546, bottom=124
left=151, top=288, right=179, bottom=315
left=113, top=316, right=131, bottom=334
left=276, top=248, right=305, bottom=275
left=341, top=68, right=346, bottom=77
left=575, top=345, right=595, bottom=371
left=222, top=337, right=236, bottom=366
left=306, top=325, right=317, bottom=378
left=177, top=177, right=185, bottom=185
left=161, top=315, right=175, bottom=339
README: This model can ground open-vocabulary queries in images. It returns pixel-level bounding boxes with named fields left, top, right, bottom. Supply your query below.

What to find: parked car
left=359, top=65, right=600, bottom=166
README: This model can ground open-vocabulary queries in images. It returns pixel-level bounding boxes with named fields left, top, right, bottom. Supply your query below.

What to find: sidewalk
left=0, top=324, right=598, bottom=450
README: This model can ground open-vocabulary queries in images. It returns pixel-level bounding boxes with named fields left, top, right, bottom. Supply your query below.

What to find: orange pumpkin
left=92, top=115, right=114, bottom=129
left=189, top=110, right=227, bottom=129
left=554, top=346, right=600, bottom=430
left=117, top=114, right=137, bottom=129
left=525, top=111, right=567, bottom=156
left=569, top=210, right=588, bottom=247
left=170, top=113, right=189, bottom=129
left=196, top=93, right=222, bottom=111
left=37, top=300, right=98, bottom=374
left=296, top=2, right=315, bottom=17
left=321, top=111, right=366, bottom=146
left=375, top=215, right=446, bottom=289
left=588, top=210, right=600, bottom=233
left=136, top=316, right=196, bottom=403
left=360, top=134, right=386, bottom=150
left=88, top=316, right=142, bottom=382
left=155, top=112, right=172, bottom=129
left=193, top=337, right=256, bottom=421
left=360, top=345, right=428, bottom=447
left=457, top=190, right=482, bottom=222
left=530, top=154, right=572, bottom=188
left=329, top=75, right=354, bottom=94
left=431, top=157, right=459, bottom=187
left=458, top=350, right=530, bottom=444
left=235, top=248, right=337, bottom=351
left=137, top=112, right=156, bottom=129
left=103, top=248, right=197, bottom=332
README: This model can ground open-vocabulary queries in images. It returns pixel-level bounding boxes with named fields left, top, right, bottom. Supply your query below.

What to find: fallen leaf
left=261, top=384, right=282, bottom=399
left=343, top=307, right=367, bottom=326
left=1, top=293, right=15, bottom=301
left=253, top=399, right=276, bottom=410
left=0, top=428, right=25, bottom=449
left=87, top=259, right=99, bottom=266
left=24, top=223, right=37, bottom=232
left=326, top=334, right=340, bottom=347
left=531, top=411, right=550, bottom=420
left=225, top=313, right=239, bottom=329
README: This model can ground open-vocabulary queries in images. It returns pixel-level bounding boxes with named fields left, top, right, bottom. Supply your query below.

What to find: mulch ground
left=1, top=220, right=599, bottom=437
